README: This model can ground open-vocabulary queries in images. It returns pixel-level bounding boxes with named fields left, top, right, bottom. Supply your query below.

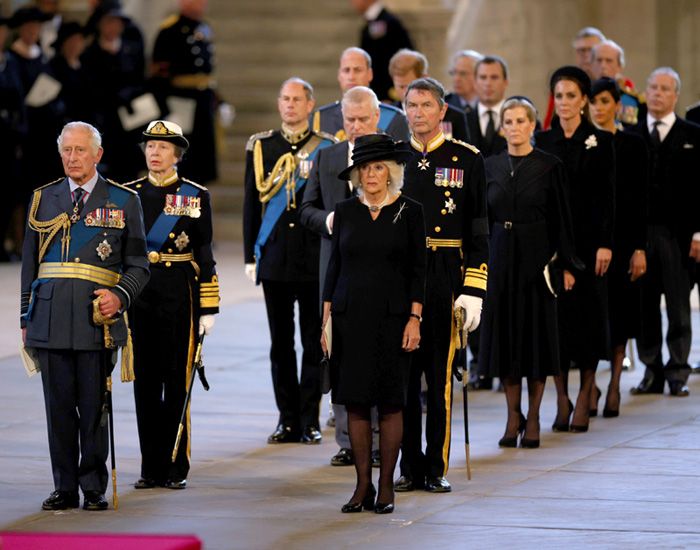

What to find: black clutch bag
left=320, top=354, right=331, bottom=394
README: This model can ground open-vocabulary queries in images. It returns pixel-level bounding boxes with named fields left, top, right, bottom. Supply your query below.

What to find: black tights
left=553, top=360, right=598, bottom=428
left=346, top=404, right=402, bottom=505
left=502, top=377, right=545, bottom=440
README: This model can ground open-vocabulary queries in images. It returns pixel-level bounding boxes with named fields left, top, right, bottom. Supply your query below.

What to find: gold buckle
left=147, top=251, right=161, bottom=264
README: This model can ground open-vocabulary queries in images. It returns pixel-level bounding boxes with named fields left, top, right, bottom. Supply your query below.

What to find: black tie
left=484, top=110, right=496, bottom=150
left=72, top=188, right=85, bottom=212
left=650, top=120, right=662, bottom=147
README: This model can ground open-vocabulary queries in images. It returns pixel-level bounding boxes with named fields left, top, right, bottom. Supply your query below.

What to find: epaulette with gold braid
left=159, top=14, right=179, bottom=29
left=246, top=129, right=274, bottom=151
left=314, top=130, right=339, bottom=144
left=447, top=137, right=480, bottom=155
left=106, top=179, right=138, bottom=194
left=181, top=177, right=208, bottom=191
left=121, top=176, right=147, bottom=187
left=34, top=177, right=64, bottom=191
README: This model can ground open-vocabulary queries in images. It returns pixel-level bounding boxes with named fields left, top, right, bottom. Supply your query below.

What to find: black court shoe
left=552, top=399, right=573, bottom=432
left=499, top=413, right=526, bottom=447
left=341, top=485, right=376, bottom=513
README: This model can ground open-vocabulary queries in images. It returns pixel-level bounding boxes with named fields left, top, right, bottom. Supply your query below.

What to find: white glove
left=454, top=294, right=483, bottom=333
left=244, top=262, right=257, bottom=283
left=199, top=314, right=215, bottom=336
left=218, top=102, right=235, bottom=127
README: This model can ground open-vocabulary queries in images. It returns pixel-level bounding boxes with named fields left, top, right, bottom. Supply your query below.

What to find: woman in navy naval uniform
left=127, top=120, right=220, bottom=490
left=322, top=134, right=426, bottom=514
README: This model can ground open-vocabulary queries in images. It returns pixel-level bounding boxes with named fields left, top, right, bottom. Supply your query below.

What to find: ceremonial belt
left=38, top=262, right=121, bottom=286
left=171, top=73, right=216, bottom=90
left=426, top=237, right=463, bottom=251
left=147, top=251, right=194, bottom=264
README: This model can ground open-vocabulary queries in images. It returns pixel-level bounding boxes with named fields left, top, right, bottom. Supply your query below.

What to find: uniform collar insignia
left=281, top=124, right=310, bottom=145
left=410, top=131, right=445, bottom=153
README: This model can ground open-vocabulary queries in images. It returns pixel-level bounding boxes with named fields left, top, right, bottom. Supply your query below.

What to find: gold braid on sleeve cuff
left=464, top=263, right=488, bottom=291
left=200, top=275, right=220, bottom=308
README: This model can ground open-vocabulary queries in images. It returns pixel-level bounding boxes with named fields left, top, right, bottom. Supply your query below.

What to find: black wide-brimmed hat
left=51, top=21, right=85, bottom=51
left=338, top=134, right=412, bottom=181
left=590, top=77, right=621, bottom=102
left=142, top=120, right=190, bottom=150
left=9, top=6, right=53, bottom=28
left=550, top=65, right=592, bottom=98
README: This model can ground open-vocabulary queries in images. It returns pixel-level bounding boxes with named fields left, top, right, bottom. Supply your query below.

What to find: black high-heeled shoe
left=374, top=501, right=395, bottom=514
left=520, top=437, right=540, bottom=448
left=552, top=399, right=573, bottom=432
left=589, top=386, right=602, bottom=417
left=341, top=484, right=376, bottom=513
left=603, top=389, right=620, bottom=418
left=498, top=413, right=526, bottom=447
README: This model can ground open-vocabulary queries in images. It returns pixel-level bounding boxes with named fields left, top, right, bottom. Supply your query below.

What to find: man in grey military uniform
left=21, top=121, right=149, bottom=511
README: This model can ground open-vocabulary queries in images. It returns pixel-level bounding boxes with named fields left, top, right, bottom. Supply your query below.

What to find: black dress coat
left=607, top=129, right=648, bottom=345
left=535, top=119, right=616, bottom=363
left=479, top=149, right=577, bottom=379
left=323, top=196, right=426, bottom=406
left=466, top=107, right=507, bottom=157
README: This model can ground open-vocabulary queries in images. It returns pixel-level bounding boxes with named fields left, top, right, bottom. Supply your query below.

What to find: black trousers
left=400, top=251, right=459, bottom=479
left=39, top=348, right=108, bottom=494
left=262, top=279, right=322, bottom=430
left=132, top=268, right=194, bottom=483
left=637, top=226, right=693, bottom=385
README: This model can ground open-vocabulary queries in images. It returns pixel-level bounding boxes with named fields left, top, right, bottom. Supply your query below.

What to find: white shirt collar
left=647, top=111, right=676, bottom=142
left=478, top=100, right=505, bottom=134
left=364, top=1, right=383, bottom=21
left=68, top=171, right=99, bottom=196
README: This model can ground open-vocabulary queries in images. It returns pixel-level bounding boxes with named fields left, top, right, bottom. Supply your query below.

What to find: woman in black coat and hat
left=480, top=97, right=579, bottom=448
left=322, top=134, right=426, bottom=514
left=535, top=66, right=616, bottom=433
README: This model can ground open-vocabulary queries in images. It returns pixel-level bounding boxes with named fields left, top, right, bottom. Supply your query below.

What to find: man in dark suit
left=388, top=48, right=470, bottom=144
left=350, top=0, right=413, bottom=102
left=630, top=68, right=700, bottom=396
left=466, top=55, right=509, bottom=158
left=685, top=101, right=700, bottom=374
left=445, top=49, right=483, bottom=116
left=300, top=85, right=382, bottom=467
left=311, top=47, right=409, bottom=142
left=21, top=121, right=149, bottom=511
left=243, top=78, right=336, bottom=444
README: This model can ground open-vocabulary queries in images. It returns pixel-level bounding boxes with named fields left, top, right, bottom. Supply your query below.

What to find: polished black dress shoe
left=394, top=475, right=422, bottom=492
left=301, top=426, right=322, bottom=444
left=163, top=478, right=187, bottom=490
left=374, top=501, right=395, bottom=514
left=669, top=381, right=690, bottom=397
left=630, top=377, right=664, bottom=395
left=267, top=424, right=300, bottom=444
left=341, top=485, right=376, bottom=513
left=425, top=476, right=451, bottom=493
left=83, top=491, right=108, bottom=511
left=371, top=449, right=381, bottom=468
left=134, top=478, right=158, bottom=489
left=42, top=490, right=79, bottom=510
left=330, top=447, right=354, bottom=466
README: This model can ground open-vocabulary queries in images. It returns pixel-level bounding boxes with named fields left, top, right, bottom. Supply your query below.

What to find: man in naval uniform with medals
left=396, top=77, right=489, bottom=494
left=21, top=121, right=149, bottom=511
left=124, top=119, right=220, bottom=490
left=243, top=77, right=336, bottom=445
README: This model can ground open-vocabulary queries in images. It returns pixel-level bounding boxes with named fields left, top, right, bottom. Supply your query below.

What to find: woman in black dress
left=480, top=97, right=578, bottom=448
left=535, top=66, right=615, bottom=433
left=322, top=134, right=426, bottom=514
left=589, top=78, right=648, bottom=417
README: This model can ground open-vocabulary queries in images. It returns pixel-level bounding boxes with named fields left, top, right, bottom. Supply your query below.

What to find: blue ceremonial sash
left=254, top=136, right=334, bottom=283
left=43, top=185, right=131, bottom=262
left=146, top=182, right=200, bottom=250
left=378, top=105, right=398, bottom=131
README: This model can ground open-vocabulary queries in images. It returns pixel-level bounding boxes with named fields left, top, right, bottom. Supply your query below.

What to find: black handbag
left=320, top=354, right=331, bottom=394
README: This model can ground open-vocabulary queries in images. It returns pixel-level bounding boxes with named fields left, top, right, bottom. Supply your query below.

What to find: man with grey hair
left=445, top=49, right=483, bottom=115
left=244, top=78, right=337, bottom=445
left=301, top=85, right=382, bottom=467
left=630, top=67, right=700, bottom=397
left=311, top=47, right=409, bottom=142
left=21, top=121, right=149, bottom=511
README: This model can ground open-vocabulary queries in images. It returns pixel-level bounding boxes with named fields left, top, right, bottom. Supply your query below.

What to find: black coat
left=479, top=149, right=577, bottom=379
left=323, top=196, right=425, bottom=406
left=466, top=107, right=507, bottom=157
left=535, top=119, right=616, bottom=362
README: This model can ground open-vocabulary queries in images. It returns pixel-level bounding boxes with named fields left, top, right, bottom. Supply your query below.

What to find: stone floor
left=1, top=243, right=699, bottom=550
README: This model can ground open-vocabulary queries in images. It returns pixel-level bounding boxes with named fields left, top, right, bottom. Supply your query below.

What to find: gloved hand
left=454, top=294, right=483, bottom=333
left=199, top=314, right=215, bottom=336
left=244, top=262, right=256, bottom=283
left=218, top=102, right=235, bottom=127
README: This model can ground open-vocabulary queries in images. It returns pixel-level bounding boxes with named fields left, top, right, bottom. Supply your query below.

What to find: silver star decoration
left=175, top=231, right=190, bottom=251
left=418, top=158, right=430, bottom=171
left=445, top=198, right=456, bottom=214
left=96, top=239, right=112, bottom=261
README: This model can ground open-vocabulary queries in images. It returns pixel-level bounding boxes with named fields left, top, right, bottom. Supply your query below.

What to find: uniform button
left=74, top=257, right=80, bottom=263
left=186, top=35, right=195, bottom=44
left=136, top=183, right=142, bottom=188
left=165, top=261, right=172, bottom=267
left=441, top=209, right=447, bottom=215
left=444, top=191, right=451, bottom=197
left=169, top=232, right=175, bottom=239
left=434, top=226, right=441, bottom=233
left=191, top=46, right=201, bottom=54
left=194, top=58, right=204, bottom=67
left=452, top=156, right=458, bottom=161
left=177, top=187, right=181, bottom=192
left=289, top=222, right=295, bottom=228
left=167, top=248, right=173, bottom=253
left=194, top=276, right=199, bottom=282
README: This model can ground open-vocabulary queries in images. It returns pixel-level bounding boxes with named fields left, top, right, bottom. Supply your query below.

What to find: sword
left=172, top=333, right=208, bottom=463
left=100, top=351, right=119, bottom=509
left=454, top=307, right=471, bottom=480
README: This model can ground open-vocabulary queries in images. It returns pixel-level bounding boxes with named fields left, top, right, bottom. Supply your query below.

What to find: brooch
left=585, top=134, right=598, bottom=149
left=174, top=231, right=190, bottom=251
left=392, top=202, right=407, bottom=224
